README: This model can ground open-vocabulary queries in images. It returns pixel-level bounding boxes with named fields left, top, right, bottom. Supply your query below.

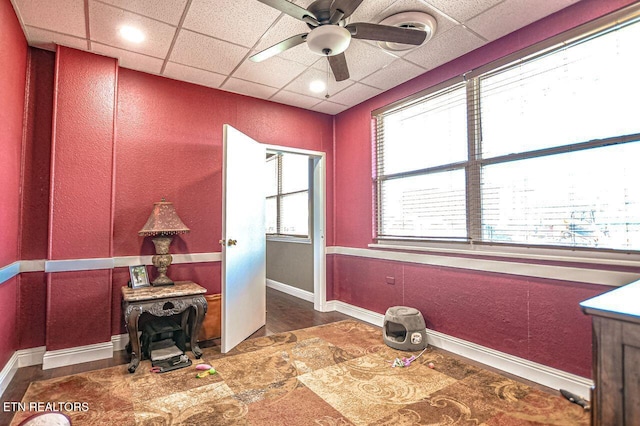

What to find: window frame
left=372, top=3, right=640, bottom=260
left=266, top=152, right=311, bottom=242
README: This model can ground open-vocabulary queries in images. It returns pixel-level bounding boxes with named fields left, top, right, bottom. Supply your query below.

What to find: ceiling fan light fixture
left=376, top=11, right=436, bottom=52
left=306, top=25, right=351, bottom=56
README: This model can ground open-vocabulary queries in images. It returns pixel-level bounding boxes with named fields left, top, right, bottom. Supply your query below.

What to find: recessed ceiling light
left=119, top=25, right=145, bottom=43
left=310, top=80, right=326, bottom=93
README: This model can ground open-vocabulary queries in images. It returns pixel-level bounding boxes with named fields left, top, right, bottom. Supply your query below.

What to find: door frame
left=264, top=144, right=328, bottom=312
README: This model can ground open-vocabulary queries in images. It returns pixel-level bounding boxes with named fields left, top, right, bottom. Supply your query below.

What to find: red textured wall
left=331, top=0, right=638, bottom=377
left=0, top=0, right=27, bottom=369
left=333, top=257, right=603, bottom=377
left=114, top=69, right=334, bottom=261
left=16, top=49, right=55, bottom=351
left=46, top=47, right=117, bottom=350
left=21, top=48, right=55, bottom=261
left=49, top=47, right=116, bottom=260
left=18, top=272, right=47, bottom=349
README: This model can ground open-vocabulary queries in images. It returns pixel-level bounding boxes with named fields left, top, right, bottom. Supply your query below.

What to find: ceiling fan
left=250, top=0, right=428, bottom=82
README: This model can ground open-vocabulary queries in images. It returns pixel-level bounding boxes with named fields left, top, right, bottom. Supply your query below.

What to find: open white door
left=221, top=124, right=266, bottom=353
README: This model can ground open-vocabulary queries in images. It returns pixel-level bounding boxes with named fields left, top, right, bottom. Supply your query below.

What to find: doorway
left=264, top=145, right=327, bottom=312
left=221, top=125, right=328, bottom=354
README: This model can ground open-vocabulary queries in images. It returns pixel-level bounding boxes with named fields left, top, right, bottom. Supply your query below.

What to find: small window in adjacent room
left=265, top=152, right=310, bottom=238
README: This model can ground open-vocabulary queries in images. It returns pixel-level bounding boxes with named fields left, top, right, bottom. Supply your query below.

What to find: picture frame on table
left=129, top=265, right=150, bottom=289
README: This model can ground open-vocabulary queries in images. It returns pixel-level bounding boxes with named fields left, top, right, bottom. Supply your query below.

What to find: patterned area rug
left=12, top=320, right=588, bottom=425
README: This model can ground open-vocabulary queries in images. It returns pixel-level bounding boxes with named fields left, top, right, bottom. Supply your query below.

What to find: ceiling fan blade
left=328, top=53, right=349, bottom=82
left=330, top=0, right=364, bottom=20
left=346, top=22, right=427, bottom=45
left=258, top=0, right=318, bottom=24
left=249, top=33, right=307, bottom=62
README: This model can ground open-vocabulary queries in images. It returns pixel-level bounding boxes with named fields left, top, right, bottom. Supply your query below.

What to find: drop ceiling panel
left=89, top=1, right=176, bottom=58
left=423, top=0, right=505, bottom=23
left=12, top=0, right=86, bottom=38
left=326, top=82, right=382, bottom=106
left=403, top=25, right=487, bottom=70
left=284, top=67, right=354, bottom=100
left=361, top=0, right=457, bottom=35
left=90, top=42, right=164, bottom=74
left=311, top=100, right=350, bottom=115
left=11, top=0, right=586, bottom=114
left=222, top=77, right=280, bottom=99
left=97, top=0, right=188, bottom=26
left=25, top=26, right=88, bottom=52
left=163, top=62, right=226, bottom=89
left=233, top=55, right=307, bottom=88
left=271, top=90, right=322, bottom=109
left=347, top=0, right=396, bottom=24
left=360, top=58, right=426, bottom=90
left=183, top=0, right=281, bottom=48
left=466, top=0, right=582, bottom=41
left=170, top=30, right=249, bottom=75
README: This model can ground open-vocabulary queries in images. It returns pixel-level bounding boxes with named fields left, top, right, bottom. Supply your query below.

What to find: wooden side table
left=121, top=280, right=207, bottom=373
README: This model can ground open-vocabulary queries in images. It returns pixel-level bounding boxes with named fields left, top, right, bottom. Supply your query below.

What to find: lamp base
left=151, top=236, right=175, bottom=286
left=151, top=276, right=174, bottom=287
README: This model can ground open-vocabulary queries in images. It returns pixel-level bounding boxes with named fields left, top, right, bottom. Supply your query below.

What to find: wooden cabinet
left=581, top=281, right=640, bottom=425
left=198, top=293, right=221, bottom=341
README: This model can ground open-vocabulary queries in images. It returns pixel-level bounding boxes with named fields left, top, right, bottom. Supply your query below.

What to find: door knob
left=227, top=239, right=237, bottom=246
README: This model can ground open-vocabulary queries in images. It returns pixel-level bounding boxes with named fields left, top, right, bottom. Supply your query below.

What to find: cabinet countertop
left=580, top=279, right=640, bottom=323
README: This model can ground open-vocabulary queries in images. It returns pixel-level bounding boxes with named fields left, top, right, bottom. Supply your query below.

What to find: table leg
left=125, top=305, right=142, bottom=373
left=189, top=296, right=208, bottom=359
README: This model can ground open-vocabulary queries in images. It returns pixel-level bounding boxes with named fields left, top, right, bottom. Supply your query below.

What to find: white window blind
left=265, top=152, right=310, bottom=237
left=375, top=84, right=468, bottom=240
left=374, top=11, right=640, bottom=251
left=478, top=19, right=640, bottom=250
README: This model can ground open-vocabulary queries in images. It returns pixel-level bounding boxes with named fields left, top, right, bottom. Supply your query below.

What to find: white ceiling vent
left=377, top=11, right=437, bottom=52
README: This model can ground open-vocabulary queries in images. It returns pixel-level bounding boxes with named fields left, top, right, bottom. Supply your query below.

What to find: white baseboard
left=0, top=346, right=47, bottom=398
left=328, top=300, right=385, bottom=327
left=42, top=341, right=113, bottom=370
left=326, top=300, right=592, bottom=399
left=0, top=352, right=19, bottom=398
left=111, top=334, right=130, bottom=352
left=266, top=279, right=314, bottom=303
left=17, top=346, right=46, bottom=368
left=425, top=329, right=593, bottom=399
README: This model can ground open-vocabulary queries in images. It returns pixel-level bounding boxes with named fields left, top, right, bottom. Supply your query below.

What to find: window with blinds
left=375, top=84, right=468, bottom=240
left=374, top=11, right=640, bottom=251
left=266, top=152, right=310, bottom=238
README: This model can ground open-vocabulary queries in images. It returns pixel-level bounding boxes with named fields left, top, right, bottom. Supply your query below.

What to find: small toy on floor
left=390, top=348, right=427, bottom=368
left=195, top=363, right=213, bottom=371
left=196, top=368, right=217, bottom=378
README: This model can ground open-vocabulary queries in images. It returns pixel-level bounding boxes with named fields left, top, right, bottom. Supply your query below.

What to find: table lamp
left=138, top=199, right=190, bottom=286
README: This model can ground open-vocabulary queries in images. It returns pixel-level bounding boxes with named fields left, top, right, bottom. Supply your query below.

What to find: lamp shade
left=138, top=200, right=190, bottom=236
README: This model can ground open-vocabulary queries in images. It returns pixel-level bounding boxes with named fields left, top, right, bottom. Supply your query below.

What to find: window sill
left=267, top=236, right=312, bottom=244
left=369, top=240, right=640, bottom=268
